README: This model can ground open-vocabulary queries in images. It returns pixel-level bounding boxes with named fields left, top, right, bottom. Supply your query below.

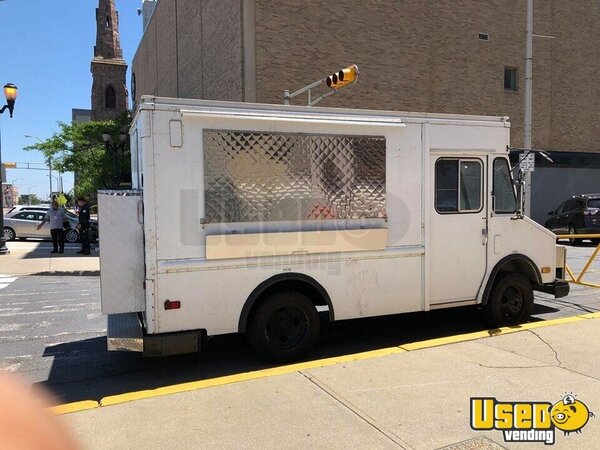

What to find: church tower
left=91, top=0, right=128, bottom=120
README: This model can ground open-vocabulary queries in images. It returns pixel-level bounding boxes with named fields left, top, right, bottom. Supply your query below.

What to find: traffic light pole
left=283, top=78, right=332, bottom=106
left=523, top=0, right=533, bottom=217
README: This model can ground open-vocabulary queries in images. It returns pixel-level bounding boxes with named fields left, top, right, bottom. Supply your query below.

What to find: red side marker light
left=164, top=300, right=181, bottom=310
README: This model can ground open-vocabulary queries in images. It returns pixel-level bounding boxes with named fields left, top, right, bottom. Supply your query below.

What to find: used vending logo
left=470, top=394, right=594, bottom=445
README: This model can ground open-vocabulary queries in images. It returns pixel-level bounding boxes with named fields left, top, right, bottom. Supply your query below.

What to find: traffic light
left=326, top=64, right=359, bottom=90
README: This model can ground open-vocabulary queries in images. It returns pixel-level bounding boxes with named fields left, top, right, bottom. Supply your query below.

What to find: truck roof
left=136, top=96, right=510, bottom=128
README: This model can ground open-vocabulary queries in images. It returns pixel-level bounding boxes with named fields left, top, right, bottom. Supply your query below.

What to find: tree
left=24, top=113, right=131, bottom=198
left=20, top=193, right=41, bottom=205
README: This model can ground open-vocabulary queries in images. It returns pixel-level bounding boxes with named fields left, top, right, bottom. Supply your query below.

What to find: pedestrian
left=36, top=200, right=67, bottom=254
left=76, top=197, right=91, bottom=255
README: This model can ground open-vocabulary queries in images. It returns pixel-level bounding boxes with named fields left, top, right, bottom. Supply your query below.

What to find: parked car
left=545, top=194, right=600, bottom=244
left=3, top=206, right=98, bottom=243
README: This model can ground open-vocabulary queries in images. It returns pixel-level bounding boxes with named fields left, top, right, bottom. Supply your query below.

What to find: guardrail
left=556, top=234, right=600, bottom=289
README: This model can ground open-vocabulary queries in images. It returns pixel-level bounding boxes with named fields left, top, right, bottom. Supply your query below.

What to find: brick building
left=131, top=0, right=600, bottom=223
left=2, top=184, right=19, bottom=209
left=91, top=0, right=128, bottom=120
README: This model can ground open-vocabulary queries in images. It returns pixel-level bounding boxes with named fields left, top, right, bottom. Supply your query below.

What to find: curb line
left=31, top=271, right=100, bottom=277
left=50, top=312, right=600, bottom=415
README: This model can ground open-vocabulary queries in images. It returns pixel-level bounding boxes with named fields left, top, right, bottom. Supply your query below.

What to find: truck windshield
left=493, top=158, right=517, bottom=214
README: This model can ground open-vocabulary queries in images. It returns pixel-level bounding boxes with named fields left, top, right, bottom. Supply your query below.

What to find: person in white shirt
left=37, top=201, right=67, bottom=254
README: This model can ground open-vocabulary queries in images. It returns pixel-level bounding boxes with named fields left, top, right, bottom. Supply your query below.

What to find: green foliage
left=24, top=113, right=131, bottom=198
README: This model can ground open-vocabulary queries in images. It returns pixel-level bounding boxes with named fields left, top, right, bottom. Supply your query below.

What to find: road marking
left=0, top=274, right=18, bottom=290
left=50, top=312, right=600, bottom=416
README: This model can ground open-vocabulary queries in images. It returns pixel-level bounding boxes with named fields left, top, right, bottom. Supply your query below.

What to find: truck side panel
left=154, top=249, right=423, bottom=335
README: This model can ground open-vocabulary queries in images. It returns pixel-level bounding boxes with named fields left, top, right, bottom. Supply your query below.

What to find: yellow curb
left=100, top=346, right=407, bottom=407
left=513, top=316, right=585, bottom=328
left=49, top=400, right=99, bottom=415
left=400, top=315, right=586, bottom=351
left=54, top=313, right=600, bottom=414
left=579, top=311, right=600, bottom=319
left=399, top=330, right=498, bottom=351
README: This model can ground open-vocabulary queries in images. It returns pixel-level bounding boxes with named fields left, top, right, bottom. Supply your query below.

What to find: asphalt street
left=0, top=244, right=598, bottom=406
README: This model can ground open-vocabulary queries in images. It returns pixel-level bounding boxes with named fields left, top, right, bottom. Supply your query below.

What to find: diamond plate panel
left=204, top=131, right=386, bottom=223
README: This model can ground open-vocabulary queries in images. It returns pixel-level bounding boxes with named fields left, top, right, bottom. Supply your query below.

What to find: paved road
left=0, top=244, right=598, bottom=406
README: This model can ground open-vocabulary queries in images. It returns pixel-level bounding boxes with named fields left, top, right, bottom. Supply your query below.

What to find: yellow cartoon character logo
left=551, top=394, right=595, bottom=435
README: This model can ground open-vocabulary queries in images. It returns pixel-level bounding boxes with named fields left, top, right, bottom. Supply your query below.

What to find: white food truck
left=99, top=96, right=569, bottom=361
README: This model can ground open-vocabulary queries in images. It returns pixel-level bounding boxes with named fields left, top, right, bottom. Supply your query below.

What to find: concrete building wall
left=254, top=1, right=431, bottom=112
left=549, top=1, right=600, bottom=153
left=132, top=0, right=600, bottom=155
left=132, top=0, right=243, bottom=103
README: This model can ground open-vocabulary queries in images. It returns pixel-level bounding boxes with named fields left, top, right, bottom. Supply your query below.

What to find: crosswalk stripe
left=0, top=275, right=17, bottom=290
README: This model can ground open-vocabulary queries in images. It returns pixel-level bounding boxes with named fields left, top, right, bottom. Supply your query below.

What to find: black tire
left=64, top=228, right=79, bottom=244
left=246, top=291, right=320, bottom=362
left=3, top=227, right=16, bottom=241
left=568, top=225, right=581, bottom=246
left=484, top=272, right=534, bottom=327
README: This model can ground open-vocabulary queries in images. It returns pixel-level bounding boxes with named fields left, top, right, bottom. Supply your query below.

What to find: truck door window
left=460, top=161, right=482, bottom=211
left=435, top=159, right=482, bottom=213
left=493, top=158, right=517, bottom=214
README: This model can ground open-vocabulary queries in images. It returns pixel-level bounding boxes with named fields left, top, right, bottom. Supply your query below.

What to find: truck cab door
left=429, top=156, right=488, bottom=305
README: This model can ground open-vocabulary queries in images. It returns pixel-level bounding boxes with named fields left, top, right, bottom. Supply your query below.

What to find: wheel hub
left=500, top=287, right=523, bottom=317
left=265, top=306, right=307, bottom=350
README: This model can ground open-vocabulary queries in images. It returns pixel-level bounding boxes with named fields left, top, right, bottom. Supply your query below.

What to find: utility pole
left=523, top=0, right=533, bottom=217
left=48, top=157, right=53, bottom=200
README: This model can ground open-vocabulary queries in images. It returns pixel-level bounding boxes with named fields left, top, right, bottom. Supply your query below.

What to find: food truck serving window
left=435, top=158, right=483, bottom=213
left=203, top=130, right=387, bottom=224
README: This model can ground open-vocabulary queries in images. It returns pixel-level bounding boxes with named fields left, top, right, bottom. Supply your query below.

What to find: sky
left=0, top=0, right=142, bottom=200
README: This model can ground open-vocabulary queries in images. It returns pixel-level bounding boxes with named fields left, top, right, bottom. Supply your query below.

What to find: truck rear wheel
left=246, top=291, right=320, bottom=362
left=484, top=272, right=533, bottom=327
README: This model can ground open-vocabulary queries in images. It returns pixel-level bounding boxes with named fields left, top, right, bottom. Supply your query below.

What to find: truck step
left=107, top=313, right=143, bottom=352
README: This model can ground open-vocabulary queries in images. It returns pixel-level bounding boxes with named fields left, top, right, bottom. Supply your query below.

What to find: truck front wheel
left=484, top=272, right=534, bottom=327
left=246, top=291, right=320, bottom=362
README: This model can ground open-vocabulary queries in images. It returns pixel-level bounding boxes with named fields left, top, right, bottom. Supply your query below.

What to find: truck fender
left=480, top=254, right=542, bottom=305
left=238, top=273, right=333, bottom=333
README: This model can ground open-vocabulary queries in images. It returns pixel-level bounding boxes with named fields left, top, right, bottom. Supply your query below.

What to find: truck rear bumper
left=535, top=279, right=570, bottom=299
left=107, top=313, right=203, bottom=357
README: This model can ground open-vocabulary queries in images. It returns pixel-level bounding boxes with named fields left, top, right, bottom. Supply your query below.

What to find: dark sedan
left=545, top=194, right=600, bottom=244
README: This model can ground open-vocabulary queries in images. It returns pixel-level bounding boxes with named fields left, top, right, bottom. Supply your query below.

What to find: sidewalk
left=0, top=242, right=99, bottom=275
left=63, top=316, right=600, bottom=450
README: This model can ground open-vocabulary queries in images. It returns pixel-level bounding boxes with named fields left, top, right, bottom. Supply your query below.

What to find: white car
left=4, top=207, right=81, bottom=243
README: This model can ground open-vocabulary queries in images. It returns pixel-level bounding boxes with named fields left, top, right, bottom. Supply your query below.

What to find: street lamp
left=103, top=131, right=127, bottom=189
left=0, top=83, right=18, bottom=255
left=0, top=84, right=17, bottom=117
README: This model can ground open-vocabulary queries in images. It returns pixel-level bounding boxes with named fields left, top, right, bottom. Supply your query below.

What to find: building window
left=435, top=159, right=483, bottom=213
left=106, top=15, right=111, bottom=28
left=105, top=85, right=116, bottom=109
left=504, top=67, right=518, bottom=91
left=131, top=72, right=136, bottom=102
left=478, top=33, right=490, bottom=41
